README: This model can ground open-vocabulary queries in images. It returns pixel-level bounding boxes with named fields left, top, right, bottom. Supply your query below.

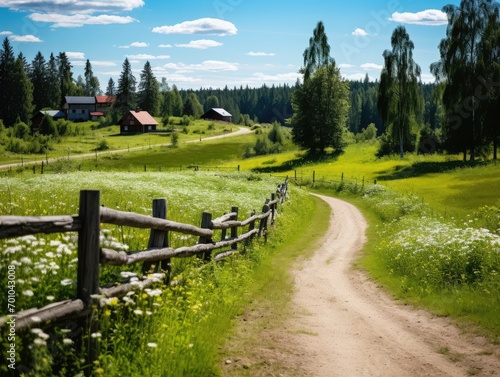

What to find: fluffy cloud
left=28, top=13, right=137, bottom=28
left=66, top=51, right=85, bottom=59
left=175, top=39, right=223, bottom=49
left=352, top=28, right=368, bottom=36
left=119, top=42, right=149, bottom=48
left=164, top=60, right=239, bottom=73
left=9, top=34, right=42, bottom=42
left=247, top=72, right=301, bottom=83
left=390, top=10, right=448, bottom=26
left=338, top=64, right=354, bottom=69
left=361, top=63, right=383, bottom=71
left=0, top=0, right=144, bottom=13
left=0, top=30, right=12, bottom=35
left=246, top=52, right=276, bottom=57
left=126, top=54, right=170, bottom=60
left=152, top=18, right=237, bottom=36
left=158, top=44, right=172, bottom=48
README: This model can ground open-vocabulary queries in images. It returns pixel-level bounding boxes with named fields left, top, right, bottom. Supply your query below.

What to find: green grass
left=0, top=118, right=236, bottom=165
left=0, top=171, right=316, bottom=376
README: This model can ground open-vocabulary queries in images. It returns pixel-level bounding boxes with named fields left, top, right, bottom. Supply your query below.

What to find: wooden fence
left=0, top=177, right=288, bottom=334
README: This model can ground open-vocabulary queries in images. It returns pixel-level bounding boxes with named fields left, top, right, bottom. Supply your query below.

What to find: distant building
left=201, top=108, right=232, bottom=123
left=63, top=96, right=96, bottom=121
left=31, top=110, right=65, bottom=133
left=119, top=108, right=158, bottom=134
left=95, top=95, right=116, bottom=118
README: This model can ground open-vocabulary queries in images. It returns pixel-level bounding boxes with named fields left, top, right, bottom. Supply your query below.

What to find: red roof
left=129, top=110, right=158, bottom=125
left=90, top=112, right=104, bottom=116
left=95, top=95, right=116, bottom=104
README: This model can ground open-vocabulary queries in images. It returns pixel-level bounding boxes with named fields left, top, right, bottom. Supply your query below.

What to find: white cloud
left=339, top=64, right=354, bottom=69
left=152, top=18, right=237, bottom=36
left=175, top=39, right=223, bottom=49
left=420, top=73, right=436, bottom=83
left=28, top=13, right=137, bottom=28
left=9, top=34, right=42, bottom=42
left=361, top=63, right=383, bottom=71
left=119, top=42, right=149, bottom=48
left=162, top=74, right=203, bottom=83
left=0, top=0, right=144, bottom=14
left=66, top=51, right=85, bottom=59
left=158, top=44, right=172, bottom=48
left=246, top=51, right=276, bottom=57
left=352, top=28, right=368, bottom=36
left=126, top=54, right=170, bottom=60
left=390, top=9, right=448, bottom=26
left=0, top=31, right=12, bottom=35
left=164, top=60, right=238, bottom=73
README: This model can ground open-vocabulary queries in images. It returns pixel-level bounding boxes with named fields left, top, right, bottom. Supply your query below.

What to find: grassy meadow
left=1, top=123, right=500, bottom=375
left=0, top=171, right=318, bottom=376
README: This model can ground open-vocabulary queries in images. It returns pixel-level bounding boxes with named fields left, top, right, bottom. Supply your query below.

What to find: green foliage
left=138, top=61, right=160, bottom=116
left=291, top=64, right=350, bottom=154
left=183, top=92, right=204, bottom=118
left=355, top=123, right=377, bottom=143
left=377, top=26, right=421, bottom=158
left=171, top=131, right=179, bottom=147
left=13, top=119, right=30, bottom=139
left=94, top=139, right=110, bottom=151
left=39, top=115, right=58, bottom=137
left=181, top=115, right=191, bottom=126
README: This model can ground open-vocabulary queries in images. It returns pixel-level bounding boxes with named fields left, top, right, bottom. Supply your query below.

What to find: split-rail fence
left=0, top=177, right=288, bottom=371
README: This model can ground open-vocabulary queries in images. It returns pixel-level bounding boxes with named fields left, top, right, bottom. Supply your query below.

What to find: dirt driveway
left=223, top=195, right=500, bottom=376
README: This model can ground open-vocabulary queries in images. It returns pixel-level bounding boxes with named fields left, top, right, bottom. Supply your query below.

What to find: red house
left=119, top=109, right=158, bottom=134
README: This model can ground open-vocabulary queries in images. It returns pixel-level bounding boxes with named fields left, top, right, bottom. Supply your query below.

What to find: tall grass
left=0, top=171, right=310, bottom=376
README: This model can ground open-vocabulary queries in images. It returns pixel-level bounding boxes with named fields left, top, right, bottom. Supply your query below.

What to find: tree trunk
left=399, top=131, right=404, bottom=159
left=494, top=139, right=497, bottom=160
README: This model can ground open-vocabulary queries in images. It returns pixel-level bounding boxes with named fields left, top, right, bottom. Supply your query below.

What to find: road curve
left=289, top=194, right=500, bottom=377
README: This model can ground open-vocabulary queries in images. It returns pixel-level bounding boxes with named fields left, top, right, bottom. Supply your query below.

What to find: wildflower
left=146, top=311, right=152, bottom=316
left=31, top=316, right=41, bottom=323
left=34, top=338, right=47, bottom=346
left=31, top=277, right=40, bottom=283
left=90, top=332, right=102, bottom=338
left=104, top=297, right=119, bottom=306
left=147, top=342, right=157, bottom=348
left=21, top=257, right=32, bottom=265
left=61, top=279, right=74, bottom=286
left=37, top=331, right=50, bottom=340
left=31, top=328, right=43, bottom=335
left=63, top=338, right=74, bottom=345
left=104, top=310, right=111, bottom=317
left=133, top=309, right=143, bottom=315
left=22, top=290, right=34, bottom=297
left=60, top=329, right=71, bottom=334
left=122, top=296, right=135, bottom=305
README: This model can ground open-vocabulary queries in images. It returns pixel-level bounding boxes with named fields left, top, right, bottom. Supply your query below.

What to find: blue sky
left=0, top=0, right=460, bottom=90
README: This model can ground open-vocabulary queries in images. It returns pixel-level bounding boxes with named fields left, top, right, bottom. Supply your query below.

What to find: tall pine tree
left=138, top=61, right=160, bottom=116
left=115, top=58, right=136, bottom=115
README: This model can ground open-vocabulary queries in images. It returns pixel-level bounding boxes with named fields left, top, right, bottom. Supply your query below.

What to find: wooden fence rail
left=0, top=176, right=289, bottom=334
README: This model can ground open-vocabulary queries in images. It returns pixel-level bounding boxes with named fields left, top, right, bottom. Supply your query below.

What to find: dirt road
left=288, top=195, right=500, bottom=376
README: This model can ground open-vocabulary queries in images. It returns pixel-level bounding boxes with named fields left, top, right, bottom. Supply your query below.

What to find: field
left=1, top=130, right=500, bottom=375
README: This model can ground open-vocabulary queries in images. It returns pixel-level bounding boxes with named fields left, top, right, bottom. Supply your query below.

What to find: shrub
left=94, top=139, right=110, bottom=151
left=171, top=131, right=179, bottom=147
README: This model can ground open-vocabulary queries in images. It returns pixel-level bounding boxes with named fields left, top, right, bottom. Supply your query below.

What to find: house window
left=81, top=110, right=85, bottom=114
left=124, top=126, right=128, bottom=131
left=148, top=125, right=152, bottom=130
left=72, top=109, right=76, bottom=113
left=130, top=120, right=135, bottom=125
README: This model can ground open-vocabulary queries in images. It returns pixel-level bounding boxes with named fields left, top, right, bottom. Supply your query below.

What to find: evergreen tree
left=105, top=77, right=116, bottom=96
left=183, top=92, right=204, bottom=118
left=84, top=59, right=100, bottom=96
left=138, top=61, right=160, bottom=116
left=171, top=85, right=183, bottom=116
left=0, top=37, right=16, bottom=125
left=47, top=53, right=61, bottom=109
left=30, top=51, right=49, bottom=111
left=57, top=52, right=75, bottom=107
left=10, top=57, right=34, bottom=125
left=115, top=58, right=136, bottom=115
left=378, top=26, right=422, bottom=158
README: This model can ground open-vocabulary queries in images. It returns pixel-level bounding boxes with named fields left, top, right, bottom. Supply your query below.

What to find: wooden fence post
left=270, top=193, right=276, bottom=226
left=247, top=209, right=256, bottom=246
left=198, top=212, right=213, bottom=261
left=143, top=199, right=170, bottom=284
left=230, top=206, right=238, bottom=250
left=258, top=201, right=270, bottom=243
left=76, top=190, right=101, bottom=376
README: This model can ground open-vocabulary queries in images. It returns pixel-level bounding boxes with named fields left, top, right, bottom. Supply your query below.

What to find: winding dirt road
left=288, top=195, right=500, bottom=376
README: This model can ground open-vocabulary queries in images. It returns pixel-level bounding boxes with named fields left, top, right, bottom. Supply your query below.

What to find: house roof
left=126, top=110, right=158, bottom=125
left=211, top=108, right=232, bottom=117
left=90, top=112, right=104, bottom=117
left=32, top=110, right=65, bottom=119
left=95, top=95, right=116, bottom=104
left=65, top=96, right=95, bottom=104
